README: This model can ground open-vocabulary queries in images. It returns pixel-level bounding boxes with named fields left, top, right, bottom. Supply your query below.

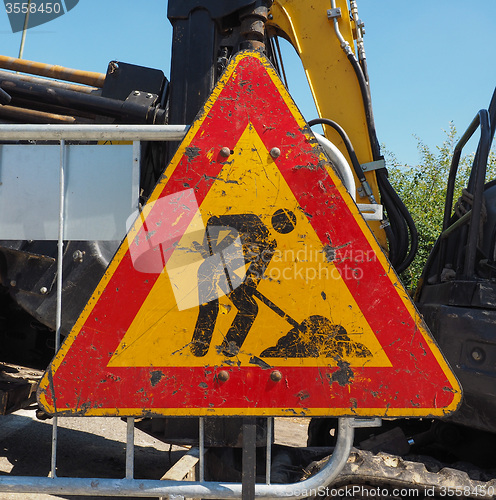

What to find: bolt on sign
left=38, top=51, right=461, bottom=417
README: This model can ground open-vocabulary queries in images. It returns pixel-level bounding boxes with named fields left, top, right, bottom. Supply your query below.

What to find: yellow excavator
left=0, top=0, right=495, bottom=497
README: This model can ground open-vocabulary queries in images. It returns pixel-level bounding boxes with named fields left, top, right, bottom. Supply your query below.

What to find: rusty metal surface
left=0, top=105, right=76, bottom=123
left=38, top=51, right=460, bottom=418
left=0, top=55, right=105, bottom=88
left=0, top=69, right=100, bottom=94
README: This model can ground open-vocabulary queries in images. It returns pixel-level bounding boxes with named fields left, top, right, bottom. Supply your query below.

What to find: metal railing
left=0, top=124, right=378, bottom=498
left=437, top=110, right=492, bottom=280
left=0, top=123, right=189, bottom=141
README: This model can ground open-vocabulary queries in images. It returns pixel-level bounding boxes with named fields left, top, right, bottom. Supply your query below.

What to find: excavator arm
left=268, top=0, right=417, bottom=271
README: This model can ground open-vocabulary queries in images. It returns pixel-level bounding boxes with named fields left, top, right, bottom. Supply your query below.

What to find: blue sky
left=1, top=0, right=495, bottom=166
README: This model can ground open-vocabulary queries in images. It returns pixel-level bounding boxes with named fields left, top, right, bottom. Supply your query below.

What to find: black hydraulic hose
left=381, top=174, right=417, bottom=270
left=340, top=48, right=416, bottom=269
left=345, top=48, right=419, bottom=273
left=308, top=119, right=407, bottom=268
left=308, top=117, right=418, bottom=272
left=308, top=118, right=373, bottom=199
left=348, top=51, right=419, bottom=271
left=378, top=179, right=407, bottom=268
left=378, top=196, right=398, bottom=266
left=309, top=8, right=418, bottom=271
left=345, top=46, right=419, bottom=272
left=377, top=170, right=419, bottom=273
left=308, top=116, right=418, bottom=272
left=359, top=54, right=370, bottom=85
left=340, top=46, right=416, bottom=270
left=345, top=52, right=381, bottom=160
left=383, top=220, right=397, bottom=267
left=379, top=175, right=408, bottom=262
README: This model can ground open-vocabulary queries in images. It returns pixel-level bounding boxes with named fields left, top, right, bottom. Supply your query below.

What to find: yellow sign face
left=108, top=123, right=390, bottom=369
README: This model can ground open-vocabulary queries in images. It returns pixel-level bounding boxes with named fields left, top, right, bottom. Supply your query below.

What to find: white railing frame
left=0, top=125, right=376, bottom=498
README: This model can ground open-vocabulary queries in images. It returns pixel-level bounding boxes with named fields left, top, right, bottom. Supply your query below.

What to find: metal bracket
left=357, top=18, right=365, bottom=34
left=360, top=159, right=386, bottom=172
left=327, top=7, right=341, bottom=19
left=357, top=203, right=383, bottom=221
left=350, top=417, right=382, bottom=428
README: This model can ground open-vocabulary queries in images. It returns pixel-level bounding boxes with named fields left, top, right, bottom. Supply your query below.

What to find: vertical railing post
left=199, top=417, right=205, bottom=482
left=51, top=139, right=66, bottom=478
left=125, top=417, right=135, bottom=479
left=242, top=418, right=257, bottom=500
left=266, top=417, right=272, bottom=485
left=132, top=140, right=140, bottom=203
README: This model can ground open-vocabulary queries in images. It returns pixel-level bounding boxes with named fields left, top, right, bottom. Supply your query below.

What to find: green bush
left=385, top=123, right=496, bottom=292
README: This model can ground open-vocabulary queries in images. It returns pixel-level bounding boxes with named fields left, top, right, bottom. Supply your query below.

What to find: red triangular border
left=39, top=51, right=460, bottom=417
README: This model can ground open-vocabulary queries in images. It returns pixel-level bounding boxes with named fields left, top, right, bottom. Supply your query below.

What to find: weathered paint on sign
left=38, top=51, right=461, bottom=417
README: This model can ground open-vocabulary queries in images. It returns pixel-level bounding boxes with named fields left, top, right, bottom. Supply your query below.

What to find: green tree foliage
left=385, top=123, right=496, bottom=292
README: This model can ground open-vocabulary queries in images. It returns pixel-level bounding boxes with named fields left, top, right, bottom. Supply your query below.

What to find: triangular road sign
left=38, top=51, right=461, bottom=417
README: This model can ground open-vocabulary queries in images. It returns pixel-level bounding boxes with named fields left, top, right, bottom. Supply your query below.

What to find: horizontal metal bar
left=0, top=124, right=189, bottom=141
left=0, top=105, right=76, bottom=124
left=0, top=419, right=354, bottom=498
left=0, top=477, right=311, bottom=498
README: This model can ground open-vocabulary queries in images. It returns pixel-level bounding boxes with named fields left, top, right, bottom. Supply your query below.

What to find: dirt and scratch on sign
left=38, top=50, right=461, bottom=418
